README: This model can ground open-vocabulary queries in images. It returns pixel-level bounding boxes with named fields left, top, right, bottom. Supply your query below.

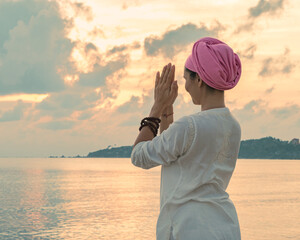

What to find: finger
left=162, top=63, right=171, bottom=84
left=170, top=81, right=178, bottom=102
left=170, top=65, right=175, bottom=85
left=165, top=64, right=174, bottom=86
left=172, top=65, right=175, bottom=82
left=170, top=80, right=178, bottom=94
left=160, top=65, right=167, bottom=85
left=155, top=71, right=160, bottom=86
left=169, top=65, right=176, bottom=90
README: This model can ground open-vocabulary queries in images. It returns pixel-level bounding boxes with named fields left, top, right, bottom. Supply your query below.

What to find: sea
left=0, top=158, right=299, bottom=240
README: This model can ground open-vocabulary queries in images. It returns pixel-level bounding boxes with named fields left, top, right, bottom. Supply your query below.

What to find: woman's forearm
left=133, top=104, right=173, bottom=149
left=160, top=105, right=174, bottom=134
left=133, top=103, right=163, bottom=149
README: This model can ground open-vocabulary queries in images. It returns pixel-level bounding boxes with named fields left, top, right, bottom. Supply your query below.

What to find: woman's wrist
left=160, top=105, right=173, bottom=134
left=149, top=103, right=164, bottom=118
left=161, top=105, right=174, bottom=119
left=149, top=104, right=174, bottom=119
left=162, top=105, right=173, bottom=114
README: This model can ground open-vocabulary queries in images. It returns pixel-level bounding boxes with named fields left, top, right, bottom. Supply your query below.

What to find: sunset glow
left=0, top=0, right=299, bottom=157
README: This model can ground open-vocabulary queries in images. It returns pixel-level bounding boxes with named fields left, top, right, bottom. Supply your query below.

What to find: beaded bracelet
left=139, top=122, right=157, bottom=136
left=141, top=117, right=161, bottom=124
left=139, top=117, right=161, bottom=137
left=139, top=121, right=157, bottom=136
left=139, top=118, right=160, bottom=132
left=140, top=117, right=161, bottom=129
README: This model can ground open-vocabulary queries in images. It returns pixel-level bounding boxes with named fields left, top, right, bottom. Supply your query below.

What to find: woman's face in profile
left=183, top=69, right=200, bottom=104
left=183, top=69, right=191, bottom=93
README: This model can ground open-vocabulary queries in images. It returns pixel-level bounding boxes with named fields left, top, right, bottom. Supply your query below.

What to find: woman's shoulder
left=175, top=114, right=192, bottom=123
left=172, top=115, right=195, bottom=136
left=173, top=114, right=195, bottom=129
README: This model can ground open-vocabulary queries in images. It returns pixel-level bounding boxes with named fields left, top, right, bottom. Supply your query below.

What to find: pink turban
left=184, top=37, right=241, bottom=90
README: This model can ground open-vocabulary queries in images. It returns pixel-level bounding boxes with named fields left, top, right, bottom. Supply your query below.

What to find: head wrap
left=184, top=37, right=241, bottom=90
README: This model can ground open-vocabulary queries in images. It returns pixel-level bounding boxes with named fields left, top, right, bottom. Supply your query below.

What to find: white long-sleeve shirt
left=131, top=107, right=241, bottom=240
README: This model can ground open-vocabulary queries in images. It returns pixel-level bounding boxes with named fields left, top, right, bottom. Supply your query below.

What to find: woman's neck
left=200, top=92, right=225, bottom=111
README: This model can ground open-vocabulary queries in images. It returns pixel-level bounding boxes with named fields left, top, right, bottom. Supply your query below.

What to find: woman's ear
left=197, top=76, right=203, bottom=88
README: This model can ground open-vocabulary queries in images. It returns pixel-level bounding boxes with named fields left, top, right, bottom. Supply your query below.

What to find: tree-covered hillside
left=84, top=136, right=300, bottom=159
left=87, top=146, right=133, bottom=158
left=238, top=136, right=300, bottom=159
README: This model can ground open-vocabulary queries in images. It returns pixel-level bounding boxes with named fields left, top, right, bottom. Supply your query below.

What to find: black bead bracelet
left=139, top=117, right=161, bottom=137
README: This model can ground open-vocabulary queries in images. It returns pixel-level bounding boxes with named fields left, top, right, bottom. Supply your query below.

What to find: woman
left=131, top=37, right=242, bottom=240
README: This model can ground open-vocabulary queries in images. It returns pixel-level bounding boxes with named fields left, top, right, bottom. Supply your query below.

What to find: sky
left=0, top=0, right=299, bottom=157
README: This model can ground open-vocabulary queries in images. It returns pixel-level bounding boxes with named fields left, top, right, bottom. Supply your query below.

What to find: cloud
left=259, top=58, right=273, bottom=76
left=77, top=55, right=129, bottom=87
left=0, top=0, right=133, bottom=125
left=121, top=0, right=141, bottom=10
left=131, top=41, right=142, bottom=49
left=234, top=0, right=287, bottom=34
left=233, top=99, right=266, bottom=123
left=116, top=95, right=140, bottom=113
left=249, top=0, right=286, bottom=18
left=106, top=41, right=141, bottom=56
left=234, top=20, right=255, bottom=34
left=281, top=62, right=294, bottom=73
left=88, top=26, right=106, bottom=39
left=237, top=44, right=257, bottom=59
left=259, top=48, right=296, bottom=77
left=0, top=0, right=74, bottom=95
left=77, top=110, right=94, bottom=120
left=232, top=100, right=300, bottom=140
left=72, top=2, right=93, bottom=21
left=144, top=22, right=225, bottom=59
left=112, top=93, right=161, bottom=127
left=113, top=94, right=151, bottom=126
left=37, top=120, right=76, bottom=130
left=271, top=104, right=300, bottom=119
left=119, top=115, right=141, bottom=126
left=35, top=87, right=101, bottom=119
left=0, top=100, right=28, bottom=122
left=296, top=119, right=300, bottom=128
left=107, top=45, right=129, bottom=56
left=85, top=42, right=98, bottom=53
left=265, top=86, right=275, bottom=94
left=0, top=0, right=49, bottom=55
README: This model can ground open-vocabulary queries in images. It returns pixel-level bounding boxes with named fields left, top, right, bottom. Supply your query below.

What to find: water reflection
left=0, top=168, right=71, bottom=239
left=0, top=158, right=299, bottom=239
left=0, top=158, right=161, bottom=239
left=22, top=169, right=47, bottom=234
left=56, top=168, right=160, bottom=239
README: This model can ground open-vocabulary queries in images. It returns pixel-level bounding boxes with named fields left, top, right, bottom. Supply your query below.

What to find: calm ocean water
left=0, top=158, right=299, bottom=240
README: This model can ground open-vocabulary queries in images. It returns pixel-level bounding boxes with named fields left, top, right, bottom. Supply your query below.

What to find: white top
left=131, top=107, right=241, bottom=240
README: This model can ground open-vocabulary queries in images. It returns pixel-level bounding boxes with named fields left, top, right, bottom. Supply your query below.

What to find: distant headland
left=49, top=137, right=300, bottom=160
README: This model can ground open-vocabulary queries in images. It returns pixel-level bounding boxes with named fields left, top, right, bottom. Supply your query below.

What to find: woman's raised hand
left=154, top=63, right=178, bottom=109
